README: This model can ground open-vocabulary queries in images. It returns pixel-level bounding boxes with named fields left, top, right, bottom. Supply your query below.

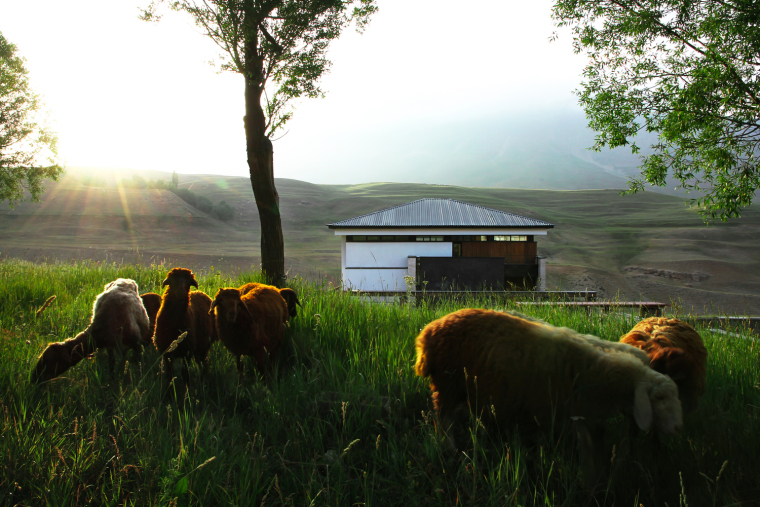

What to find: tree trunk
left=242, top=6, right=285, bottom=286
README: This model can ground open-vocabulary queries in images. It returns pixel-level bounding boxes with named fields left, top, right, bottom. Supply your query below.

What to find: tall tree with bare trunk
left=141, top=0, right=376, bottom=283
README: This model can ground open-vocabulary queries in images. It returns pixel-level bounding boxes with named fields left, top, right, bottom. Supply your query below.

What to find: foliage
left=195, top=194, right=214, bottom=213
left=1, top=259, right=759, bottom=505
left=169, top=187, right=236, bottom=220
left=0, top=31, right=62, bottom=207
left=171, top=187, right=198, bottom=207
left=213, top=199, right=234, bottom=220
left=140, top=0, right=378, bottom=138
left=551, top=0, right=760, bottom=220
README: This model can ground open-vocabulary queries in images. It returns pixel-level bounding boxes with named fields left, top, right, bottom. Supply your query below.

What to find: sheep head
left=30, top=332, right=93, bottom=384
left=210, top=288, right=252, bottom=323
left=279, top=288, right=301, bottom=318
left=633, top=372, right=683, bottom=435
left=162, top=268, right=198, bottom=297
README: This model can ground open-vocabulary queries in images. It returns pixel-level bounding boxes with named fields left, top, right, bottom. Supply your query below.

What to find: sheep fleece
left=415, top=308, right=653, bottom=428
left=621, top=317, right=707, bottom=412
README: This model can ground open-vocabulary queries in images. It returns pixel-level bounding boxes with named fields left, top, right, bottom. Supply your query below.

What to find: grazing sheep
left=210, top=282, right=288, bottom=381
left=31, top=278, right=150, bottom=383
left=620, top=317, right=707, bottom=414
left=240, top=282, right=301, bottom=319
left=140, top=292, right=161, bottom=337
left=414, top=309, right=683, bottom=452
left=153, top=268, right=216, bottom=384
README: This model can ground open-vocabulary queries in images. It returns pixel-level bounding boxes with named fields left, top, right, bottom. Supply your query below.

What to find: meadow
left=4, top=170, right=760, bottom=314
left=1, top=259, right=759, bottom=506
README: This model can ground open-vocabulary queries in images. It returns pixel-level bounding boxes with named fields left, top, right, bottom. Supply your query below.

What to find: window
left=415, top=235, right=445, bottom=242
left=352, top=236, right=365, bottom=242
left=366, top=236, right=380, bottom=241
left=494, top=235, right=528, bottom=241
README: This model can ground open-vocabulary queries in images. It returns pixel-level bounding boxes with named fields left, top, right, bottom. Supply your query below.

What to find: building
left=327, top=198, right=554, bottom=292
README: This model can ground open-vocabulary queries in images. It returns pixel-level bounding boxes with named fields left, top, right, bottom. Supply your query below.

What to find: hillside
left=2, top=167, right=759, bottom=314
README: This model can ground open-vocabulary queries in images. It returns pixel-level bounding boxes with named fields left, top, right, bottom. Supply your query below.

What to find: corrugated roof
left=327, top=199, right=554, bottom=229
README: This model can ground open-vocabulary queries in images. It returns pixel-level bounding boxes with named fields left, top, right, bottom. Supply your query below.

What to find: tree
left=551, top=0, right=760, bottom=220
left=141, top=0, right=377, bottom=283
left=0, top=31, right=62, bottom=207
left=171, top=170, right=178, bottom=188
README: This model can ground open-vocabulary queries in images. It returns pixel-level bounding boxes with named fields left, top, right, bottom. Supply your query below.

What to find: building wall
left=461, top=241, right=537, bottom=263
left=342, top=268, right=410, bottom=291
left=345, top=242, right=452, bottom=268
left=418, top=257, right=506, bottom=290
left=343, top=242, right=452, bottom=291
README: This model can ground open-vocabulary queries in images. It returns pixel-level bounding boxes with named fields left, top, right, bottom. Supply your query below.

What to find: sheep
left=31, top=278, right=151, bottom=383
left=153, top=268, right=216, bottom=385
left=210, top=282, right=288, bottom=381
left=240, top=282, right=301, bottom=319
left=414, top=308, right=683, bottom=456
left=620, top=317, right=707, bottom=414
left=140, top=292, right=161, bottom=337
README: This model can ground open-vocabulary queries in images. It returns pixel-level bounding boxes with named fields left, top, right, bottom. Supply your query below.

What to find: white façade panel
left=342, top=269, right=409, bottom=291
left=345, top=242, right=452, bottom=268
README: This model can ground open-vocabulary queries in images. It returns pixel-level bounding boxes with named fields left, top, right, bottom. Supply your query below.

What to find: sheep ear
left=162, top=277, right=169, bottom=287
left=190, top=279, right=198, bottom=289
left=209, top=300, right=217, bottom=315
left=633, top=382, right=653, bottom=431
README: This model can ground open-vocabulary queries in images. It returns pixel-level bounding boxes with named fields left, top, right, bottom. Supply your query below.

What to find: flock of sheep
left=30, top=268, right=707, bottom=486
left=31, top=268, right=300, bottom=385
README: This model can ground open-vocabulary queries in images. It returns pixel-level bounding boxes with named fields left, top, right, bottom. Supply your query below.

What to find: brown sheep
left=240, top=282, right=301, bottom=319
left=32, top=278, right=150, bottom=383
left=140, top=292, right=161, bottom=337
left=210, top=282, right=288, bottom=381
left=620, top=317, right=707, bottom=414
left=153, top=268, right=216, bottom=384
left=415, top=309, right=683, bottom=453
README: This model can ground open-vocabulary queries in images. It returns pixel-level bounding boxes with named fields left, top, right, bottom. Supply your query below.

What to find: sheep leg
left=107, top=347, right=116, bottom=376
left=253, top=348, right=271, bottom=384
left=436, top=397, right=465, bottom=453
left=236, top=356, right=244, bottom=377
left=574, top=418, right=599, bottom=491
left=181, top=358, right=190, bottom=387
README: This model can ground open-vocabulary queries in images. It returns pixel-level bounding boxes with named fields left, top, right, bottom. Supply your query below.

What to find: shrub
left=213, top=200, right=234, bottom=221
left=172, top=187, right=197, bottom=207
left=196, top=195, right=214, bottom=213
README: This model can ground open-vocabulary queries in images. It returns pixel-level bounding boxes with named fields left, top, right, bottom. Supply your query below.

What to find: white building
left=327, top=198, right=554, bottom=292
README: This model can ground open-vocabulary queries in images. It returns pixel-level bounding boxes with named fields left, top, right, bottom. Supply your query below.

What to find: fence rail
left=347, top=289, right=597, bottom=301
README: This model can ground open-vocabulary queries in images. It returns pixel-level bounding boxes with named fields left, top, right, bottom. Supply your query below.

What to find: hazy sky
left=3, top=0, right=587, bottom=182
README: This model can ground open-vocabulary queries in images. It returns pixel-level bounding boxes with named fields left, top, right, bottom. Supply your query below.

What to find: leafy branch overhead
left=551, top=0, right=760, bottom=220
left=140, top=0, right=377, bottom=138
left=0, top=31, right=62, bottom=207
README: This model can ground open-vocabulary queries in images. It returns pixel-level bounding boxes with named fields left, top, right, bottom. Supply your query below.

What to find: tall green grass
left=1, top=259, right=758, bottom=506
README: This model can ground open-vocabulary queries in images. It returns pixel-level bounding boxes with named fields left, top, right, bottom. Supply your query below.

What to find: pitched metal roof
left=327, top=199, right=554, bottom=229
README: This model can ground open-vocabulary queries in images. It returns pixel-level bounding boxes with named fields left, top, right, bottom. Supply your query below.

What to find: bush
left=172, top=187, right=197, bottom=207
left=213, top=200, right=234, bottom=221
left=196, top=195, right=214, bottom=213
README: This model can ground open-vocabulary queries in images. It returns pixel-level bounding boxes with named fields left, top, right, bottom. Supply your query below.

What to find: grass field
left=2, top=168, right=760, bottom=314
left=1, top=259, right=759, bottom=506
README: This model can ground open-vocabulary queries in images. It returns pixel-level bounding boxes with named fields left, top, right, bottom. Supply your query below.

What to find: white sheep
left=32, top=278, right=151, bottom=382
